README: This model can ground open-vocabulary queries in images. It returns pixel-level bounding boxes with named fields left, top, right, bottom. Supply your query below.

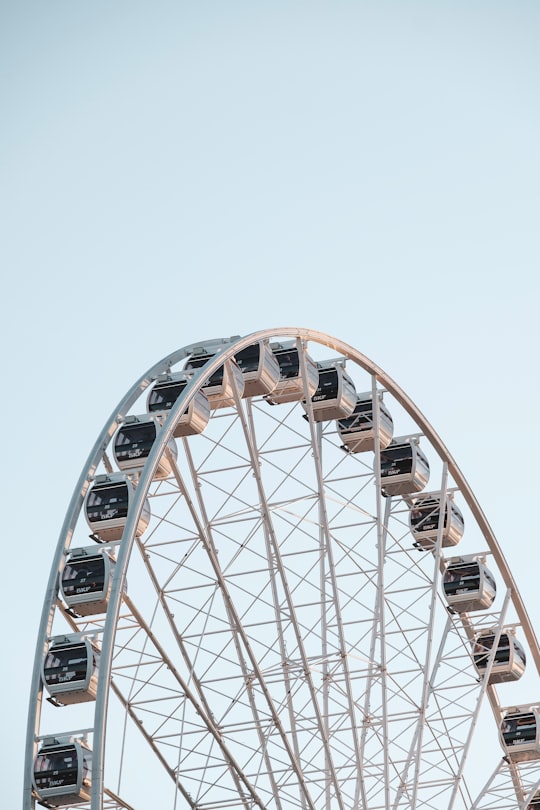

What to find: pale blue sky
left=2, top=2, right=539, bottom=805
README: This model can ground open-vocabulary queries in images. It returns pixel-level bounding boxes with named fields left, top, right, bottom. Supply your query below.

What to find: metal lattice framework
left=24, top=328, right=540, bottom=810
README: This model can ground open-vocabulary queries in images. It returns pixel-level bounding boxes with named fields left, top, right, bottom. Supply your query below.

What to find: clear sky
left=2, top=2, right=539, bottom=806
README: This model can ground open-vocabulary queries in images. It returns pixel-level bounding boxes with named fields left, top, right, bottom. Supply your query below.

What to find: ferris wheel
left=24, top=328, right=540, bottom=810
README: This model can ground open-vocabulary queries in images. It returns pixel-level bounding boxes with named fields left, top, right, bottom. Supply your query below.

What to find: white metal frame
left=24, top=328, right=540, bottom=810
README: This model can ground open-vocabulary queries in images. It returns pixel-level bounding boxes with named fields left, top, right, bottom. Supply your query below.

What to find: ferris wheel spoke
left=76, top=560, right=258, bottom=810
left=407, top=467, right=451, bottom=807
left=373, top=489, right=392, bottom=810
left=243, top=398, right=311, bottom=810
left=116, top=593, right=264, bottom=809
left=123, top=562, right=262, bottom=809
left=168, top=435, right=317, bottom=810
left=108, top=678, right=197, bottom=810
left=228, top=365, right=349, bottom=810
left=133, top=511, right=223, bottom=722
left=299, top=347, right=369, bottom=809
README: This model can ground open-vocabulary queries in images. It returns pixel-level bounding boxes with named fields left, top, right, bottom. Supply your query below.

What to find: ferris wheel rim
left=25, top=327, right=540, bottom=810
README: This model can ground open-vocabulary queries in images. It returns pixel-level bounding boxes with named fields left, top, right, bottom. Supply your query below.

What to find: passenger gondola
left=409, top=493, right=465, bottom=550
left=60, top=546, right=116, bottom=616
left=442, top=556, right=497, bottom=613
left=234, top=340, right=281, bottom=398
left=302, top=361, right=357, bottom=422
left=264, top=342, right=319, bottom=405
left=377, top=439, right=430, bottom=496
left=472, top=630, right=526, bottom=684
left=33, top=736, right=92, bottom=806
left=184, top=351, right=244, bottom=409
left=85, top=474, right=150, bottom=542
left=337, top=393, right=394, bottom=453
left=42, top=635, right=100, bottom=704
left=500, top=706, right=540, bottom=762
left=147, top=372, right=211, bottom=437
left=113, top=415, right=177, bottom=478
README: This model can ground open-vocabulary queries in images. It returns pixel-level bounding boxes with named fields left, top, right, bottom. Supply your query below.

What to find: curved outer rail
left=24, top=327, right=540, bottom=810
left=23, top=338, right=221, bottom=809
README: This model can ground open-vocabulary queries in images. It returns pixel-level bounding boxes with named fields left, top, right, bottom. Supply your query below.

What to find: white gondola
left=85, top=474, right=151, bottom=542
left=184, top=351, right=244, bottom=409
left=500, top=706, right=540, bottom=762
left=409, top=493, right=465, bottom=550
left=472, top=629, right=527, bottom=684
left=378, top=439, right=430, bottom=496
left=42, top=635, right=100, bottom=705
left=442, top=555, right=497, bottom=613
left=60, top=546, right=116, bottom=616
left=33, top=736, right=92, bottom=806
left=147, top=372, right=211, bottom=438
left=302, top=360, right=357, bottom=422
left=264, top=341, right=319, bottom=405
left=234, top=340, right=281, bottom=398
left=337, top=393, right=394, bottom=453
left=113, top=415, right=177, bottom=478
